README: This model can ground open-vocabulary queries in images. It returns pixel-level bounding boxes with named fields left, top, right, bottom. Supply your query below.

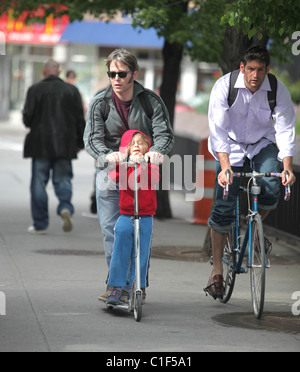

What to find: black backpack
left=228, top=69, right=277, bottom=113
left=100, top=90, right=154, bottom=122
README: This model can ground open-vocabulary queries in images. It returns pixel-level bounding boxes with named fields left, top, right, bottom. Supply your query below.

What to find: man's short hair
left=66, top=70, right=76, bottom=79
left=242, top=46, right=270, bottom=67
left=43, top=58, right=60, bottom=73
left=106, top=49, right=139, bottom=72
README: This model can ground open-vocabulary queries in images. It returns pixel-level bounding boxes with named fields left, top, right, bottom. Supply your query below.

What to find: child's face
left=128, top=134, right=148, bottom=156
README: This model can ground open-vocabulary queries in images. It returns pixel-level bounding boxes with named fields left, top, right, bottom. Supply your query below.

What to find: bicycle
left=210, top=170, right=290, bottom=319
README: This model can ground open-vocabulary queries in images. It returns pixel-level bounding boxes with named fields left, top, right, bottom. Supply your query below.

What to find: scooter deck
left=106, top=302, right=131, bottom=311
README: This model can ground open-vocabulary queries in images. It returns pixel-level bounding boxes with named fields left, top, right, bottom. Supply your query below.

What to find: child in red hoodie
left=107, top=130, right=160, bottom=305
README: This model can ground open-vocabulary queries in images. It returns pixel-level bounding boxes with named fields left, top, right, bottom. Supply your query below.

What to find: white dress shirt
left=208, top=71, right=296, bottom=166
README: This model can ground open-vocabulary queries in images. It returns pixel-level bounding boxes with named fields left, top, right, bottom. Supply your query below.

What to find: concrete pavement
left=0, top=112, right=299, bottom=353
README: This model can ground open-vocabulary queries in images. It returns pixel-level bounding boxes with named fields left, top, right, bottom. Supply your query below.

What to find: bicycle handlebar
left=223, top=170, right=291, bottom=201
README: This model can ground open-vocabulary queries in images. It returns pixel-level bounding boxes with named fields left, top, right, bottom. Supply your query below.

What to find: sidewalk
left=0, top=111, right=299, bottom=352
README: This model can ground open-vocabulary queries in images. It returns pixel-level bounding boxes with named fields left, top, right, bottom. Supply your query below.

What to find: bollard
left=192, top=138, right=215, bottom=224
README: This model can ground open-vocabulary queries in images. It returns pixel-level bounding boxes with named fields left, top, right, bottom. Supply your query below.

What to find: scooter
left=106, top=160, right=143, bottom=322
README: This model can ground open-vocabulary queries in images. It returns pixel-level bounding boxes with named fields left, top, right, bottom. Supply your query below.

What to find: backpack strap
left=138, top=90, right=154, bottom=119
left=228, top=70, right=277, bottom=113
left=100, top=90, right=154, bottom=122
left=227, top=69, right=240, bottom=107
left=100, top=99, right=110, bottom=122
left=267, top=73, right=277, bottom=114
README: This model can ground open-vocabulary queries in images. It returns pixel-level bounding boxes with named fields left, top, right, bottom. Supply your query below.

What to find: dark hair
left=66, top=70, right=76, bottom=79
left=242, top=46, right=270, bottom=67
left=106, top=49, right=139, bottom=72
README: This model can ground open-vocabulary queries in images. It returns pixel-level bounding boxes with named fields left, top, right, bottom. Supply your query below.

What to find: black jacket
left=22, top=75, right=85, bottom=159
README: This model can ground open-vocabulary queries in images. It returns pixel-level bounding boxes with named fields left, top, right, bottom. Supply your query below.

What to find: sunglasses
left=107, top=71, right=133, bottom=79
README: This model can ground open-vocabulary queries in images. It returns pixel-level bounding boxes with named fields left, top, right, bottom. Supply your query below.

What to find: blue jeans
left=208, top=144, right=281, bottom=234
left=108, top=215, right=153, bottom=289
left=30, top=159, right=74, bottom=231
left=96, top=170, right=120, bottom=268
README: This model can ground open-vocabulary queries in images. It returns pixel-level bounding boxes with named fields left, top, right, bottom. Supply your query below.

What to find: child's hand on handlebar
left=129, top=153, right=145, bottom=163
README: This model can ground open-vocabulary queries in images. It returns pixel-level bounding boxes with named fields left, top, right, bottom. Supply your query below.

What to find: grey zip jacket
left=84, top=81, right=174, bottom=168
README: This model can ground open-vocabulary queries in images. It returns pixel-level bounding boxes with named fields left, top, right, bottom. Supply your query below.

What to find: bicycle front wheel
left=249, top=215, right=265, bottom=319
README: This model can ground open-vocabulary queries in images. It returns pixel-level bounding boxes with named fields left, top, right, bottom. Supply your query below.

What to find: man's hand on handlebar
left=281, top=170, right=296, bottom=187
left=218, top=168, right=233, bottom=189
left=106, top=152, right=126, bottom=164
left=144, top=151, right=164, bottom=165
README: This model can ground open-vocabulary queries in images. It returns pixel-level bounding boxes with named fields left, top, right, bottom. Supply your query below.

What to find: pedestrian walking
left=22, top=58, right=86, bottom=234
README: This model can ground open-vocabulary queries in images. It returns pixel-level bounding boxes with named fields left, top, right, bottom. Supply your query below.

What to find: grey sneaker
left=27, top=226, right=47, bottom=235
left=61, top=209, right=73, bottom=232
left=120, top=290, right=130, bottom=304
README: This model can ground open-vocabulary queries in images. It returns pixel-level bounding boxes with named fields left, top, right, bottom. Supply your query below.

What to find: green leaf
left=248, top=27, right=257, bottom=39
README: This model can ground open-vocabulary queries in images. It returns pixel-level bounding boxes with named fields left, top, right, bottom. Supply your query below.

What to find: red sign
left=0, top=8, right=69, bottom=44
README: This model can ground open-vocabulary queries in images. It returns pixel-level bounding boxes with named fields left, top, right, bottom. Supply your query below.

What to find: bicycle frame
left=224, top=171, right=290, bottom=274
left=232, top=178, right=261, bottom=274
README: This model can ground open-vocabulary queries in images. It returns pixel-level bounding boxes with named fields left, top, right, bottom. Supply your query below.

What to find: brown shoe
left=98, top=290, right=110, bottom=302
left=204, top=274, right=224, bottom=300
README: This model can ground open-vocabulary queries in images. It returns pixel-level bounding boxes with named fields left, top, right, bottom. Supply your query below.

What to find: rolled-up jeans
left=96, top=170, right=120, bottom=268
left=208, top=144, right=281, bottom=234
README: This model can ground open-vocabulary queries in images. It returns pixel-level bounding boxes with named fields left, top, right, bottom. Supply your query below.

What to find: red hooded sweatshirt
left=109, top=130, right=160, bottom=215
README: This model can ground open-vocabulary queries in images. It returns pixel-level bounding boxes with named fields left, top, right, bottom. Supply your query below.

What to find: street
left=0, top=112, right=299, bottom=353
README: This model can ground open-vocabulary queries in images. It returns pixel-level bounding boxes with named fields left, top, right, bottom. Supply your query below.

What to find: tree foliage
left=1, top=0, right=299, bottom=65
left=221, top=0, right=300, bottom=62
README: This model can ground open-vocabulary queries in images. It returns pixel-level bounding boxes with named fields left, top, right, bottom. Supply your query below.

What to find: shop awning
left=60, top=21, right=164, bottom=49
left=0, top=9, right=69, bottom=45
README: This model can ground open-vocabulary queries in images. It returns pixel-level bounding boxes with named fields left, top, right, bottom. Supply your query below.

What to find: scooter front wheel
left=134, top=292, right=142, bottom=322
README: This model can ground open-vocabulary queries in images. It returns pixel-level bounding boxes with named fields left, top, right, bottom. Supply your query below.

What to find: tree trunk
left=156, top=40, right=184, bottom=219
left=219, top=25, right=269, bottom=74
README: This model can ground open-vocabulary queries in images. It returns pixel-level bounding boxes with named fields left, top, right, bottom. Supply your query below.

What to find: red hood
left=120, top=130, right=151, bottom=154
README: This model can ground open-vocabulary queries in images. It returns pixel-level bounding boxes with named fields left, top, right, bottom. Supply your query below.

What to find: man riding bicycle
left=205, top=46, right=296, bottom=299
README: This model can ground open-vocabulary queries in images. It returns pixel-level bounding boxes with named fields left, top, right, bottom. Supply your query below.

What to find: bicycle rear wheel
left=220, top=225, right=236, bottom=303
left=249, top=215, right=265, bottom=319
